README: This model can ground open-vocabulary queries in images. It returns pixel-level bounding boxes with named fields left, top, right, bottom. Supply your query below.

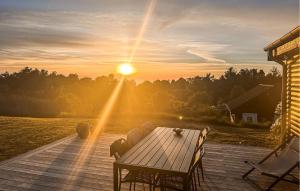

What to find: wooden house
left=226, top=84, right=275, bottom=123
left=264, top=26, right=300, bottom=140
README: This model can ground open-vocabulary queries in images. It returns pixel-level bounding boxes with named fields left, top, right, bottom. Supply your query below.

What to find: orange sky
left=0, top=0, right=298, bottom=81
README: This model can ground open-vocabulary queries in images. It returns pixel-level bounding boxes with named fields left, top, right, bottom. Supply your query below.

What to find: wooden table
left=113, top=127, right=201, bottom=191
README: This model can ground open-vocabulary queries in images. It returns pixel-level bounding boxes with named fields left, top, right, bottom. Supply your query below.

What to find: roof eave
left=264, top=26, right=300, bottom=51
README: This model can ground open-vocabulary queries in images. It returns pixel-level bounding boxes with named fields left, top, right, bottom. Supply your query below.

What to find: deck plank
left=0, top=133, right=298, bottom=191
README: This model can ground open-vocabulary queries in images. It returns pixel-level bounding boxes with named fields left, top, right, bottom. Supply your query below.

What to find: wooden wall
left=285, top=55, right=300, bottom=138
left=266, top=27, right=300, bottom=140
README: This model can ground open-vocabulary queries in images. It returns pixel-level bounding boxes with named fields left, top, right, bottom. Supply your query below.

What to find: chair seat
left=158, top=175, right=184, bottom=190
left=156, top=174, right=199, bottom=191
left=247, top=149, right=299, bottom=177
left=243, top=136, right=300, bottom=191
left=123, top=171, right=154, bottom=184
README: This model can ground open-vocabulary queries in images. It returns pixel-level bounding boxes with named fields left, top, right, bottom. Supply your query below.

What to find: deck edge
left=0, top=134, right=77, bottom=166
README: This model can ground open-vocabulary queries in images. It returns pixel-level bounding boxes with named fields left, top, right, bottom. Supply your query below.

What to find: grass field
left=0, top=115, right=276, bottom=162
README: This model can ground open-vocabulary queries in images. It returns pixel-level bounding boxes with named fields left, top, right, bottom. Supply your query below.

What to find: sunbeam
left=62, top=78, right=125, bottom=190
left=128, top=0, right=157, bottom=63
left=61, top=0, right=158, bottom=189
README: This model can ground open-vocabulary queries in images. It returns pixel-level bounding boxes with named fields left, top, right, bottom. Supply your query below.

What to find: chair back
left=288, top=136, right=299, bottom=153
left=189, top=133, right=206, bottom=174
left=285, top=136, right=299, bottom=159
left=274, top=136, right=300, bottom=170
left=127, top=128, right=144, bottom=148
left=141, top=122, right=156, bottom=136
left=193, top=146, right=205, bottom=165
left=202, top=126, right=211, bottom=142
left=110, top=138, right=128, bottom=160
left=197, top=133, right=205, bottom=149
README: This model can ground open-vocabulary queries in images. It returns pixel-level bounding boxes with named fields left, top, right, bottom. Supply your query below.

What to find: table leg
left=183, top=174, right=189, bottom=191
left=113, top=163, right=119, bottom=191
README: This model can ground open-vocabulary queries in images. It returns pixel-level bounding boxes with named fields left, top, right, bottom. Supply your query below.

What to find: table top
left=116, top=127, right=201, bottom=174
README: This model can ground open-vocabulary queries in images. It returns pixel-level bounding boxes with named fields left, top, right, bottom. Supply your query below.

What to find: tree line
left=0, top=67, right=282, bottom=119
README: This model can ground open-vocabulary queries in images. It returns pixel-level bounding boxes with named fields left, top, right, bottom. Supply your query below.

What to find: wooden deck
left=0, top=133, right=298, bottom=191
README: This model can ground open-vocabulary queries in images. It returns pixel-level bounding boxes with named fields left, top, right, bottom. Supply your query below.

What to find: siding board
left=286, top=56, right=300, bottom=137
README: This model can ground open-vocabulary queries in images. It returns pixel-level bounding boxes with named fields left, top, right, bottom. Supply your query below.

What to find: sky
left=0, top=0, right=299, bottom=81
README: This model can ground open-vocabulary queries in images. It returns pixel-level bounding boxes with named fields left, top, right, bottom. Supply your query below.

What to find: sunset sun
left=117, top=63, right=135, bottom=75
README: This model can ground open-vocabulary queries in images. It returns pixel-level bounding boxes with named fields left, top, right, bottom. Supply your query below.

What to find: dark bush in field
left=76, top=123, right=91, bottom=139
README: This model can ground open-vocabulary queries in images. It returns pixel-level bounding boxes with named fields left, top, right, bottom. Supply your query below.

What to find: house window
left=242, top=113, right=258, bottom=123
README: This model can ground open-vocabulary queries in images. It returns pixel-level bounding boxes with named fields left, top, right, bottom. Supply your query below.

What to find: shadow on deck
left=0, top=134, right=298, bottom=191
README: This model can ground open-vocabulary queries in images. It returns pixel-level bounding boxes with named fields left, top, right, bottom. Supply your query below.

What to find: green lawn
left=0, top=115, right=276, bottom=162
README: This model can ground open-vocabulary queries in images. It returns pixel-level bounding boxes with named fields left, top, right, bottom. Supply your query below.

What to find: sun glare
left=117, top=63, right=135, bottom=75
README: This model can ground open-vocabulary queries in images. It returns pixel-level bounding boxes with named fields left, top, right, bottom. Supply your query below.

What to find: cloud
left=153, top=0, right=298, bottom=35
left=179, top=42, right=229, bottom=63
left=0, top=11, right=90, bottom=49
left=158, top=9, right=191, bottom=30
left=186, top=49, right=226, bottom=63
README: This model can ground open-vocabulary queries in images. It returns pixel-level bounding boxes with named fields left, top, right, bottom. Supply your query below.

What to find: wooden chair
left=141, top=122, right=156, bottom=136
left=243, top=136, right=299, bottom=191
left=194, top=126, right=211, bottom=184
left=195, top=134, right=205, bottom=186
left=110, top=138, right=155, bottom=191
left=127, top=128, right=145, bottom=149
left=110, top=138, right=128, bottom=159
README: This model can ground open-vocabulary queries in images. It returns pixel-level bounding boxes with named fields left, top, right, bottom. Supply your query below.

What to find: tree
left=0, top=67, right=282, bottom=118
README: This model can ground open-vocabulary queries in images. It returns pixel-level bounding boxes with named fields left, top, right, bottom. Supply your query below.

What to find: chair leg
left=160, top=184, right=164, bottom=191
left=267, top=163, right=299, bottom=190
left=149, top=180, right=153, bottom=191
left=243, top=167, right=255, bottom=179
left=162, top=176, right=167, bottom=191
left=196, top=167, right=201, bottom=187
left=118, top=171, right=122, bottom=191
left=129, top=182, right=132, bottom=191
left=193, top=173, right=198, bottom=191
left=160, top=177, right=164, bottom=191
left=266, top=178, right=280, bottom=191
left=191, top=178, right=195, bottom=191
left=200, top=161, right=205, bottom=180
left=266, top=175, right=287, bottom=191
